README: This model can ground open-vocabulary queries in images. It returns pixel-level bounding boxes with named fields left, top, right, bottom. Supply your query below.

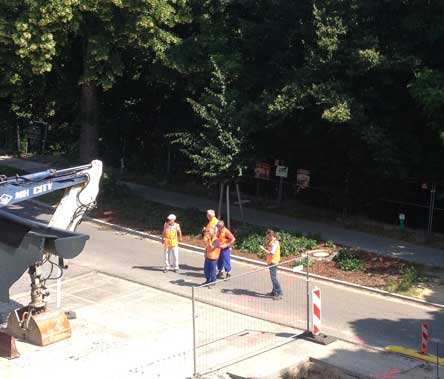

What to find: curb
left=29, top=199, right=444, bottom=310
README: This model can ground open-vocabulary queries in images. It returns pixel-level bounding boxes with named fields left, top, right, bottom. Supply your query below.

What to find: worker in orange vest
left=203, top=209, right=219, bottom=240
left=260, top=229, right=283, bottom=300
left=162, top=214, right=182, bottom=273
left=203, top=228, right=221, bottom=287
left=216, top=220, right=235, bottom=279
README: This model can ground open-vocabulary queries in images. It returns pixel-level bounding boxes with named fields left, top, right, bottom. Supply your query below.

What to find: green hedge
left=235, top=225, right=318, bottom=257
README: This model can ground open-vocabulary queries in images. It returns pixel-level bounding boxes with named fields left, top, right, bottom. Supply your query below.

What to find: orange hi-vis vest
left=205, top=236, right=221, bottom=260
left=217, top=227, right=232, bottom=249
left=164, top=222, right=180, bottom=247
left=266, top=237, right=281, bottom=265
left=204, top=217, right=219, bottom=239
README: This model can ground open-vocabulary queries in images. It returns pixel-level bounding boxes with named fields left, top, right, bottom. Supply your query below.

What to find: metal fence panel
left=192, top=259, right=307, bottom=375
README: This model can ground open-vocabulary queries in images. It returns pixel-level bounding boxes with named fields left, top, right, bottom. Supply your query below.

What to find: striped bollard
left=312, top=287, right=321, bottom=335
left=421, top=323, right=429, bottom=354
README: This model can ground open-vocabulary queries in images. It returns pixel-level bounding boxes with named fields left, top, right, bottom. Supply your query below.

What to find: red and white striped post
left=421, top=323, right=429, bottom=354
left=312, top=287, right=321, bottom=335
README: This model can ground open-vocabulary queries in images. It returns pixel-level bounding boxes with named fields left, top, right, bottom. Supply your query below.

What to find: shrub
left=325, top=240, right=336, bottom=248
left=335, top=248, right=363, bottom=271
left=397, top=266, right=419, bottom=292
left=292, top=257, right=315, bottom=269
left=238, top=233, right=265, bottom=257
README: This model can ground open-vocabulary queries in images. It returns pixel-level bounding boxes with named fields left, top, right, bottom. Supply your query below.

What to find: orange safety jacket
left=205, top=236, right=221, bottom=260
left=204, top=217, right=219, bottom=239
left=163, top=222, right=180, bottom=247
left=266, top=237, right=281, bottom=265
left=217, top=227, right=233, bottom=249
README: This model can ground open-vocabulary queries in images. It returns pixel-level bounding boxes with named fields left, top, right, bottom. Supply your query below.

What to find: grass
left=384, top=265, right=428, bottom=295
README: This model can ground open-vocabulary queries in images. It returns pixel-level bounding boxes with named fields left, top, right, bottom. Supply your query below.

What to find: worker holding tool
left=162, top=214, right=182, bottom=273
left=216, top=220, right=235, bottom=279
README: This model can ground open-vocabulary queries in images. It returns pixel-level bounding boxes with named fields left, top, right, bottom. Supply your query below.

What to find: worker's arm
left=161, top=222, right=167, bottom=243
left=220, top=230, right=235, bottom=249
left=177, top=223, right=183, bottom=242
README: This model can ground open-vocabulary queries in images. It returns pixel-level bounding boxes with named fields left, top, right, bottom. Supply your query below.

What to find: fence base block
left=299, top=331, right=336, bottom=346
left=0, top=331, right=20, bottom=359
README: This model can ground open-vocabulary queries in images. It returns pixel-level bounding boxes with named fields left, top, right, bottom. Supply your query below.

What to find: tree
left=0, top=0, right=190, bottom=162
left=170, top=58, right=245, bottom=183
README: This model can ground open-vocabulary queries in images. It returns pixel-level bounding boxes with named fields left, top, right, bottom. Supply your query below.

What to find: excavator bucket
left=0, top=210, right=89, bottom=346
left=7, top=307, right=71, bottom=346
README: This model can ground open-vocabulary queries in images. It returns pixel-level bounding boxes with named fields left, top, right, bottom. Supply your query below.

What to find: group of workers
left=161, top=209, right=283, bottom=300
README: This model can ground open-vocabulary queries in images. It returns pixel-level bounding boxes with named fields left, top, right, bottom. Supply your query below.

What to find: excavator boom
left=0, top=160, right=103, bottom=349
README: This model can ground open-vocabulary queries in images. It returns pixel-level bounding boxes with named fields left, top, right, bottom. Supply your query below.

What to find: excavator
left=0, top=160, right=102, bottom=351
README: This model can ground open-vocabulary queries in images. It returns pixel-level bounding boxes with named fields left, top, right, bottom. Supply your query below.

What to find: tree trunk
left=79, top=38, right=99, bottom=163
left=79, top=81, right=99, bottom=163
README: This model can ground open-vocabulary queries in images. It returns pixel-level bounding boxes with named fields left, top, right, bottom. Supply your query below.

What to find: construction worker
left=203, top=228, right=221, bottom=287
left=260, top=229, right=283, bottom=300
left=216, top=220, right=235, bottom=279
left=162, top=214, right=182, bottom=273
left=203, top=209, right=219, bottom=239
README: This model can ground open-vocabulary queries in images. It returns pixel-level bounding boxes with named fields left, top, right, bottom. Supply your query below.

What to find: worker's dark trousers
left=268, top=264, right=283, bottom=296
left=204, top=258, right=218, bottom=283
left=217, top=248, right=231, bottom=273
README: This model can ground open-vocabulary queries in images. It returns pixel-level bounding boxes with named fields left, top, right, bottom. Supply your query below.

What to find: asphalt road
left=6, top=203, right=444, bottom=352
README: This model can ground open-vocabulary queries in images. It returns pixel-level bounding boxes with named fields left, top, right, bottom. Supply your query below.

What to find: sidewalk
left=123, top=181, right=444, bottom=268
left=1, top=154, right=444, bottom=268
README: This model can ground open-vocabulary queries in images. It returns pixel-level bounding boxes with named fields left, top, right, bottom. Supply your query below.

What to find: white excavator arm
left=48, top=160, right=103, bottom=231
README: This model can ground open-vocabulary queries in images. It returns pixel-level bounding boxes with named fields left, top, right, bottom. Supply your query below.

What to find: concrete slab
left=0, top=272, right=299, bottom=379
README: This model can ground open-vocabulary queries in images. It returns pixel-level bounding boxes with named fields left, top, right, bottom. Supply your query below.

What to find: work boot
left=273, top=294, right=283, bottom=300
left=217, top=270, right=224, bottom=279
left=225, top=272, right=231, bottom=279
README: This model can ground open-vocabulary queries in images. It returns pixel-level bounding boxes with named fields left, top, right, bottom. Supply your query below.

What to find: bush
left=325, top=240, right=336, bottom=248
left=238, top=233, right=265, bottom=258
left=397, top=266, right=419, bottom=292
left=335, top=248, right=363, bottom=271
left=292, top=257, right=315, bottom=269
left=235, top=227, right=318, bottom=257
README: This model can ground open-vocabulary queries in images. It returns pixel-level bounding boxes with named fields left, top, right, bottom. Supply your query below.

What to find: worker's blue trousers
left=217, top=248, right=231, bottom=273
left=204, top=258, right=218, bottom=283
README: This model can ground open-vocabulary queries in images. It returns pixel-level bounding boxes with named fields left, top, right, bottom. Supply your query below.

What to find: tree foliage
left=169, top=58, right=245, bottom=181
left=0, top=0, right=444, bottom=216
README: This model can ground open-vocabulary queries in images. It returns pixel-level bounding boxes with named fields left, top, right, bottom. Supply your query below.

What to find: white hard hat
left=207, top=209, right=215, bottom=217
left=167, top=214, right=176, bottom=220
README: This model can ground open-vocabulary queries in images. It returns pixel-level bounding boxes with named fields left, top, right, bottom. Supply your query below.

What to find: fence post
left=302, top=274, right=336, bottom=345
left=192, top=286, right=197, bottom=376
left=306, top=251, right=310, bottom=333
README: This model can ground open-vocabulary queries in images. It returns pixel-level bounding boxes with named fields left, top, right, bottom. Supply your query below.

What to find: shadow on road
left=178, top=264, right=202, bottom=272
left=349, top=309, right=444, bottom=349
left=132, top=265, right=164, bottom=272
left=221, top=288, right=271, bottom=298
left=170, top=279, right=199, bottom=287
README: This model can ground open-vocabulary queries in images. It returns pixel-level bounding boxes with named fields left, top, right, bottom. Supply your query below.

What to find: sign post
left=275, top=165, right=288, bottom=203
left=399, top=213, right=406, bottom=232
